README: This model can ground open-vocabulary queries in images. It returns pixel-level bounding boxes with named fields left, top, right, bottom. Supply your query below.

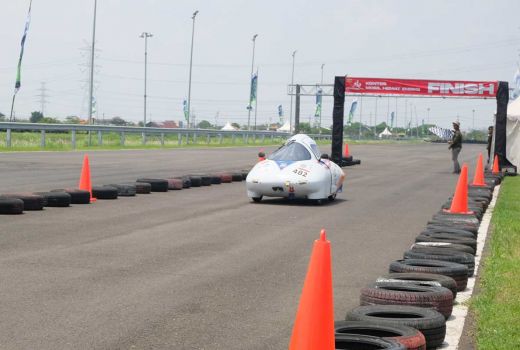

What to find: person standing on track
left=448, top=121, right=462, bottom=174
left=486, top=125, right=494, bottom=165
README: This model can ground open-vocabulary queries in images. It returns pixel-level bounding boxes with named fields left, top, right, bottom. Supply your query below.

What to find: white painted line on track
left=440, top=184, right=501, bottom=349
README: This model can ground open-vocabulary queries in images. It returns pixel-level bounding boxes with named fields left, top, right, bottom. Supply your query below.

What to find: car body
left=246, top=134, right=345, bottom=203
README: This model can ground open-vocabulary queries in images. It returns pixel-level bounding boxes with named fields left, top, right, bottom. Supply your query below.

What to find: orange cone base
left=90, top=197, right=97, bottom=202
left=442, top=208, right=474, bottom=215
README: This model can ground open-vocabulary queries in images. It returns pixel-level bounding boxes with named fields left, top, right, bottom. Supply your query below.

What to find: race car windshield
left=269, top=142, right=312, bottom=161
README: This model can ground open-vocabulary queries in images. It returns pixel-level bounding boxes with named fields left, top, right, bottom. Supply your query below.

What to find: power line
left=36, top=82, right=49, bottom=116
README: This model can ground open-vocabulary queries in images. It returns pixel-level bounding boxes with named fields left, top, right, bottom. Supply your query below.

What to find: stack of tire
left=338, top=169, right=503, bottom=349
left=0, top=169, right=251, bottom=215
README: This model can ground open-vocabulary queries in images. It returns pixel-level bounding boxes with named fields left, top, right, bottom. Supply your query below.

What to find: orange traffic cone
left=472, top=153, right=486, bottom=187
left=344, top=143, right=350, bottom=157
left=492, top=154, right=500, bottom=174
left=78, top=154, right=96, bottom=202
left=289, top=229, right=334, bottom=350
left=445, top=164, right=472, bottom=215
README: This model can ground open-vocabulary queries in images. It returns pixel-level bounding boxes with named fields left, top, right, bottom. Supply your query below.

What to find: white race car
left=246, top=134, right=345, bottom=204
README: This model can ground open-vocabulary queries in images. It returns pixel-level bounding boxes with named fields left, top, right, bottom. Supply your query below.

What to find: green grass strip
left=472, top=176, right=520, bottom=349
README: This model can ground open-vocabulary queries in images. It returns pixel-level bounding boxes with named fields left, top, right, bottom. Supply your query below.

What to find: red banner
left=345, top=77, right=498, bottom=98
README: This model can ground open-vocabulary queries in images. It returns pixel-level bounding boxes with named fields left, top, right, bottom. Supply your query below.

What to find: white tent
left=378, top=127, right=393, bottom=138
left=277, top=120, right=291, bottom=132
left=221, top=122, right=238, bottom=131
left=506, top=98, right=520, bottom=167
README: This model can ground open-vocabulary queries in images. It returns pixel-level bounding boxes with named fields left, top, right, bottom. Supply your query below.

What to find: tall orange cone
left=472, top=153, right=486, bottom=187
left=289, top=229, right=334, bottom=350
left=492, top=154, right=500, bottom=174
left=445, top=164, right=472, bottom=215
left=78, top=154, right=96, bottom=202
left=344, top=143, right=350, bottom=157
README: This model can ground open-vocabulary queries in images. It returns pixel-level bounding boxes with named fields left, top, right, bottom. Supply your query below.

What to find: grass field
left=0, top=131, right=293, bottom=151
left=472, top=176, right=520, bottom=349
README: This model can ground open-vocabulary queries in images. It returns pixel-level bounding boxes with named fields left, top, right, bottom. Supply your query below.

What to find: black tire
left=404, top=249, right=475, bottom=277
left=51, top=188, right=91, bottom=204
left=218, top=173, right=233, bottom=183
left=346, top=305, right=446, bottom=349
left=360, top=283, right=453, bottom=319
left=0, top=193, right=45, bottom=210
left=136, top=178, right=169, bottom=192
left=432, top=211, right=480, bottom=225
left=109, top=184, right=137, bottom=197
left=335, top=334, right=406, bottom=350
left=174, top=176, right=191, bottom=188
left=252, top=196, right=262, bottom=203
left=198, top=175, right=212, bottom=186
left=188, top=176, right=202, bottom=187
left=389, top=259, right=468, bottom=291
left=422, top=225, right=477, bottom=238
left=419, top=230, right=475, bottom=239
left=441, top=203, right=483, bottom=220
left=426, top=221, right=479, bottom=235
left=231, top=173, right=243, bottom=182
left=35, top=192, right=72, bottom=207
left=334, top=321, right=426, bottom=350
left=135, top=182, right=152, bottom=194
left=166, top=178, right=183, bottom=190
left=328, top=193, right=337, bottom=201
left=342, top=155, right=354, bottom=162
left=210, top=175, right=222, bottom=185
left=0, top=198, right=24, bottom=214
left=92, top=186, right=118, bottom=200
left=376, top=272, right=458, bottom=299
left=412, top=242, right=475, bottom=256
left=416, top=233, right=477, bottom=254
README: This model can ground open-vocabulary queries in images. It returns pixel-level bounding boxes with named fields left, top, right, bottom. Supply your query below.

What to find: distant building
left=161, top=120, right=179, bottom=129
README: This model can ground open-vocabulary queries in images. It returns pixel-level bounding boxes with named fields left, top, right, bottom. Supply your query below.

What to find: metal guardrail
left=0, top=122, right=331, bottom=148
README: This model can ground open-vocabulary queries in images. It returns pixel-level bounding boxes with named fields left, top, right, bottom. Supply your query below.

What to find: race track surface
left=0, top=143, right=484, bottom=349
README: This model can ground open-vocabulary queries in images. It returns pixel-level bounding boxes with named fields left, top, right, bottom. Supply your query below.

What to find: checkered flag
left=428, top=126, right=453, bottom=140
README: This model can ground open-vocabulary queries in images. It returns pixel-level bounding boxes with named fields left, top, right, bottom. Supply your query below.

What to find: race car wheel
left=328, top=193, right=337, bottom=201
left=315, top=199, right=326, bottom=205
left=252, top=196, right=262, bottom=203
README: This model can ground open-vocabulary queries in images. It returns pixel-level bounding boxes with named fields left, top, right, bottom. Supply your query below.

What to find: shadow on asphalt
left=250, top=197, right=347, bottom=207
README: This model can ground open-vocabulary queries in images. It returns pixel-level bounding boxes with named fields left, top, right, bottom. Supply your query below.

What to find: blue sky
left=0, top=0, right=519, bottom=129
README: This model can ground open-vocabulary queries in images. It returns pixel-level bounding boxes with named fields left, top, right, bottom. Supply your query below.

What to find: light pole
left=289, top=50, right=297, bottom=133
left=247, top=34, right=258, bottom=131
left=88, top=0, right=97, bottom=126
left=140, top=32, right=153, bottom=128
left=320, top=63, right=325, bottom=84
left=187, top=10, right=199, bottom=128
left=472, top=109, right=475, bottom=130
left=318, top=63, right=324, bottom=133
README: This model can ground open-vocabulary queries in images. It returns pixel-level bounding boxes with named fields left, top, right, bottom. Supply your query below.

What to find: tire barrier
left=403, top=249, right=475, bottom=277
left=415, top=233, right=477, bottom=254
left=422, top=225, right=477, bottom=238
left=92, top=186, right=119, bottom=200
left=175, top=176, right=192, bottom=188
left=218, top=173, right=233, bottom=183
left=389, top=259, right=468, bottom=292
left=135, top=178, right=169, bottom=192
left=231, top=173, right=243, bottom=182
left=51, top=189, right=91, bottom=204
left=135, top=182, right=152, bottom=194
left=426, top=221, right=479, bottom=235
left=108, top=184, right=137, bottom=197
left=334, top=321, right=426, bottom=350
left=335, top=334, right=406, bottom=350
left=166, top=178, right=184, bottom=190
left=35, top=191, right=72, bottom=207
left=360, top=283, right=454, bottom=319
left=346, top=305, right=446, bottom=349
left=0, top=198, right=24, bottom=214
left=376, top=272, right=458, bottom=299
left=210, top=175, right=222, bottom=185
left=188, top=176, right=202, bottom=187
left=196, top=175, right=213, bottom=186
left=411, top=242, right=475, bottom=256
left=0, top=193, right=45, bottom=210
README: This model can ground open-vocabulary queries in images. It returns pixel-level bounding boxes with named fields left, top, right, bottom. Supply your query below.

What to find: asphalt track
left=0, top=143, right=485, bottom=349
